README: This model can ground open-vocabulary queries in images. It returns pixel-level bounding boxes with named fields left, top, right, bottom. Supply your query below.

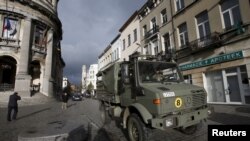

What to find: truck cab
left=97, top=52, right=208, bottom=141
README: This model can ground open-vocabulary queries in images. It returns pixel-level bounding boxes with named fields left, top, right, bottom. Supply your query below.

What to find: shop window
left=2, top=17, right=19, bottom=39
left=240, top=66, right=250, bottom=104
left=184, top=74, right=192, bottom=84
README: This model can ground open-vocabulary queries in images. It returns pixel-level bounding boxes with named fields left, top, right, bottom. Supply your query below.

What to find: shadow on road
left=17, top=107, right=51, bottom=120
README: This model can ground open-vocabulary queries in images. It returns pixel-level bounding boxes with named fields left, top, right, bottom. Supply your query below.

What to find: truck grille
left=192, top=94, right=205, bottom=107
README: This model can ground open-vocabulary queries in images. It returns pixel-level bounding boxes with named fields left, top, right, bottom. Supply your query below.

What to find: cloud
left=58, top=0, right=146, bottom=84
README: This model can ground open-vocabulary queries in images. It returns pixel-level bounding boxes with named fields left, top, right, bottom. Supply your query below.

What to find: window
left=143, top=25, right=147, bottom=36
left=128, top=34, right=131, bottom=46
left=161, top=9, right=167, bottom=24
left=163, top=33, right=171, bottom=52
left=154, top=46, right=158, bottom=55
left=178, top=23, right=189, bottom=48
left=34, top=25, right=47, bottom=47
left=144, top=45, right=149, bottom=55
left=123, top=39, right=126, bottom=50
left=150, top=17, right=157, bottom=29
left=196, top=11, right=211, bottom=39
left=2, top=17, right=19, bottom=39
left=133, top=29, right=137, bottom=42
left=221, top=0, right=242, bottom=30
left=175, top=0, right=184, bottom=12
left=184, top=75, right=192, bottom=84
left=116, top=48, right=119, bottom=59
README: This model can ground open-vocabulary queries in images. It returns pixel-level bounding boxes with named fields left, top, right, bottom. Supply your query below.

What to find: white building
left=86, top=64, right=98, bottom=91
left=62, top=77, right=68, bottom=89
left=119, top=11, right=141, bottom=61
left=98, top=34, right=121, bottom=71
left=81, top=65, right=87, bottom=93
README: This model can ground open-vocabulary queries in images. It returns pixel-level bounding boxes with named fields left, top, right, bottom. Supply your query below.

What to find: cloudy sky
left=58, top=0, right=146, bottom=85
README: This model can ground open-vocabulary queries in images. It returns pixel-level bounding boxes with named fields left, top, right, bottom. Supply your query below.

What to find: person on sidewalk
left=61, top=92, right=69, bottom=110
left=7, top=92, right=21, bottom=121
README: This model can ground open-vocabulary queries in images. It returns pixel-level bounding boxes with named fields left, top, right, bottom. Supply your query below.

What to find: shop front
left=180, top=50, right=250, bottom=104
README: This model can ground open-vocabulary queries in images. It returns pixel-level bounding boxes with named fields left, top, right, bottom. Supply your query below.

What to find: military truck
left=96, top=52, right=208, bottom=141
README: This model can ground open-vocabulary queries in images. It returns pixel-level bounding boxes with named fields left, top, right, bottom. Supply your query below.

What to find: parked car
left=71, top=93, right=83, bottom=101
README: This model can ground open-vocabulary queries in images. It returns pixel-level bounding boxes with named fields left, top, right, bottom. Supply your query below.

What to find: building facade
left=172, top=0, right=250, bottom=104
left=120, top=11, right=141, bottom=61
left=81, top=65, right=87, bottom=93
left=98, top=34, right=121, bottom=71
left=86, top=64, right=98, bottom=91
left=139, top=0, right=250, bottom=104
left=139, top=0, right=173, bottom=60
left=97, top=0, right=250, bottom=105
left=0, top=0, right=64, bottom=97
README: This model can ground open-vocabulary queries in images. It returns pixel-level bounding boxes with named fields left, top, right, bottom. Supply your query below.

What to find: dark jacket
left=8, top=93, right=21, bottom=107
left=62, top=93, right=68, bottom=102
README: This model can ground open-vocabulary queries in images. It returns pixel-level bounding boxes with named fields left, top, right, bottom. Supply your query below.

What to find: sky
left=58, top=0, right=146, bottom=85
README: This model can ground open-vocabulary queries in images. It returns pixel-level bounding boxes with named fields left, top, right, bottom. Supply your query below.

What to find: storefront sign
left=179, top=51, right=243, bottom=71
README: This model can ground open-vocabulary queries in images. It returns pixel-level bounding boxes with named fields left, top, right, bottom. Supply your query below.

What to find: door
left=226, top=75, right=241, bottom=102
left=223, top=67, right=242, bottom=103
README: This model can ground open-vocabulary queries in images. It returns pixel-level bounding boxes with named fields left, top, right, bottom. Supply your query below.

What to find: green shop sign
left=179, top=51, right=243, bottom=71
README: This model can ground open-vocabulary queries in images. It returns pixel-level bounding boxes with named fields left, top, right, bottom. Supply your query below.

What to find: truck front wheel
left=127, top=114, right=148, bottom=141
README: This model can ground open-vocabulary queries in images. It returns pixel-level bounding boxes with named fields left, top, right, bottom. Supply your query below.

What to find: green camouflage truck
left=96, top=52, right=208, bottom=141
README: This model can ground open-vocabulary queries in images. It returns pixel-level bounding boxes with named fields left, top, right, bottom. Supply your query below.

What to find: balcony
left=189, top=32, right=221, bottom=53
left=32, top=45, right=47, bottom=60
left=220, top=22, right=250, bottom=44
left=145, top=26, right=159, bottom=40
left=176, top=33, right=222, bottom=59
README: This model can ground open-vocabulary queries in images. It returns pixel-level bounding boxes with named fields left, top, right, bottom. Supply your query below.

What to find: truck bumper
left=151, top=108, right=208, bottom=130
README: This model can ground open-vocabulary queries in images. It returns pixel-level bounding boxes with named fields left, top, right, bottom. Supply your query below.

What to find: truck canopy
left=96, top=63, right=121, bottom=103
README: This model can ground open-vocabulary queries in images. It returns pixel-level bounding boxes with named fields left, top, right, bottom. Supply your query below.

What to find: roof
left=119, top=11, right=138, bottom=32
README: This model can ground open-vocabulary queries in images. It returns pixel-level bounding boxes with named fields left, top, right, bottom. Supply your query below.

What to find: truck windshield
left=138, top=61, right=182, bottom=83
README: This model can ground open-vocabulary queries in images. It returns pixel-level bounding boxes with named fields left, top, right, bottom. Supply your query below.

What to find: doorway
left=205, top=66, right=246, bottom=104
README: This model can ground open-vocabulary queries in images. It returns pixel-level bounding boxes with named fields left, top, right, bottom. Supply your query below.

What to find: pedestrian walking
left=61, top=92, right=69, bottom=110
left=7, top=92, right=21, bottom=121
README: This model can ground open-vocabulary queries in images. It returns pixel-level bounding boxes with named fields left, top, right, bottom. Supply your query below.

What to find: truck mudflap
left=151, top=108, right=208, bottom=130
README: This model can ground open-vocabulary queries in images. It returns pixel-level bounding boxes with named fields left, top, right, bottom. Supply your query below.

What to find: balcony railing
left=189, top=32, right=221, bottom=52
left=32, top=45, right=47, bottom=54
left=145, top=25, right=159, bottom=39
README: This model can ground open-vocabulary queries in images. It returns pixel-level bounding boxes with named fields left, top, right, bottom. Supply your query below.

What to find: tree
left=87, top=82, right=94, bottom=94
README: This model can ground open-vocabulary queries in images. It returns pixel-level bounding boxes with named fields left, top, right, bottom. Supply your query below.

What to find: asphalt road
left=1, top=97, right=250, bottom=141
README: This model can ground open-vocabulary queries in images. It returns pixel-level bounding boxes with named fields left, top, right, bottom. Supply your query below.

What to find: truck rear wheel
left=127, top=114, right=148, bottom=141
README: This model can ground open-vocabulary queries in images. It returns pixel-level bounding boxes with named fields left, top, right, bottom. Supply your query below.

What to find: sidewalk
left=0, top=100, right=91, bottom=141
left=0, top=91, right=56, bottom=108
left=208, top=104, right=250, bottom=125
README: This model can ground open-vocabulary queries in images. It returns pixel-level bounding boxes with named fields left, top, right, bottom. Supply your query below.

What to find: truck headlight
left=165, top=118, right=173, bottom=127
